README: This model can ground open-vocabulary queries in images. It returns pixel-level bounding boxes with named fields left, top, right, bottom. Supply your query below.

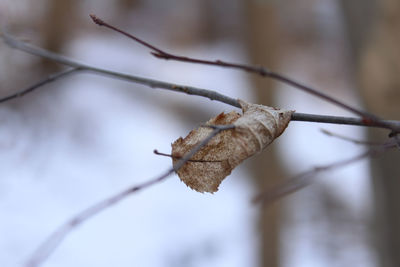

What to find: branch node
left=89, top=14, right=105, bottom=26
left=151, top=52, right=166, bottom=59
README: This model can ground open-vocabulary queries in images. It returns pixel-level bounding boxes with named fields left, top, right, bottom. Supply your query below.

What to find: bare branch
left=0, top=68, right=80, bottom=103
left=253, top=151, right=369, bottom=204
left=2, top=30, right=239, bottom=108
left=26, top=174, right=168, bottom=267
left=1, top=16, right=397, bottom=267
left=320, top=128, right=385, bottom=146
left=25, top=124, right=234, bottom=267
left=90, top=14, right=390, bottom=129
left=2, top=31, right=400, bottom=131
left=291, top=113, right=400, bottom=130
left=252, top=140, right=397, bottom=205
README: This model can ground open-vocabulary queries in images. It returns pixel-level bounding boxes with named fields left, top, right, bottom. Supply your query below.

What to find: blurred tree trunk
left=244, top=2, right=283, bottom=267
left=339, top=0, right=377, bottom=63
left=341, top=1, right=400, bottom=266
left=118, top=0, right=140, bottom=10
left=39, top=0, right=79, bottom=72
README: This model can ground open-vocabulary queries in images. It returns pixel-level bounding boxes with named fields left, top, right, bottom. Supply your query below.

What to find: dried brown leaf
left=171, top=99, right=294, bottom=193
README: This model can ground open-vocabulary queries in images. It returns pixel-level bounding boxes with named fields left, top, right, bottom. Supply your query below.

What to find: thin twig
left=154, top=149, right=223, bottom=163
left=90, top=14, right=392, bottom=131
left=2, top=31, right=400, bottom=131
left=25, top=124, right=234, bottom=267
left=320, top=128, right=385, bottom=146
left=2, top=30, right=239, bottom=107
left=26, top=175, right=167, bottom=267
left=252, top=140, right=397, bottom=205
left=0, top=68, right=80, bottom=103
left=291, top=113, right=400, bottom=130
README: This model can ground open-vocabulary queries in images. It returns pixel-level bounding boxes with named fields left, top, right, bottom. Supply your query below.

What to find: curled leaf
left=171, top=99, right=294, bottom=193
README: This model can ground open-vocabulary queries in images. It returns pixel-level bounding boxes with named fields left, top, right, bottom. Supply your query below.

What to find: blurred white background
left=0, top=1, right=383, bottom=267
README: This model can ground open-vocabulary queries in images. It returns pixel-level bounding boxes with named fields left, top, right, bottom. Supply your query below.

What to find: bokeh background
left=1, top=1, right=399, bottom=267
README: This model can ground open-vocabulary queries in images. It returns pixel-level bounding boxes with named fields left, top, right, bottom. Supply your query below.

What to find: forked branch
left=90, top=14, right=395, bottom=132
left=2, top=31, right=400, bottom=131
